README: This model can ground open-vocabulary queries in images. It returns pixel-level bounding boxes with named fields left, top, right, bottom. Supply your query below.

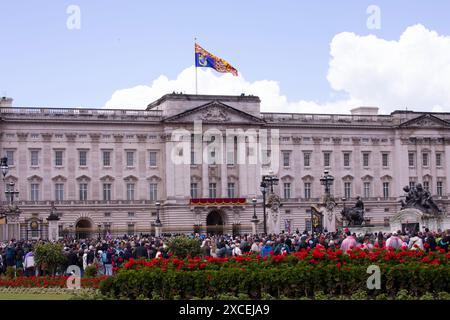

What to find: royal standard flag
left=195, top=43, right=238, bottom=76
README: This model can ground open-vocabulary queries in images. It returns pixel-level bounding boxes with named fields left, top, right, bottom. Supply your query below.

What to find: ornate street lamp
left=0, top=157, right=8, bottom=179
left=251, top=198, right=257, bottom=220
left=320, top=170, right=334, bottom=196
left=260, top=181, right=269, bottom=234
left=155, top=201, right=161, bottom=225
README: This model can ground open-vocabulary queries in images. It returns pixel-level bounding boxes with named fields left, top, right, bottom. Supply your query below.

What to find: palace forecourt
left=1, top=94, right=450, bottom=240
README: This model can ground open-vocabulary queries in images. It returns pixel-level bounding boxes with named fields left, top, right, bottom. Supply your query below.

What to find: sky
left=1, top=0, right=450, bottom=114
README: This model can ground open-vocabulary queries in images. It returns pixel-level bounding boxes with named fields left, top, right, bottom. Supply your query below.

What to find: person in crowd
left=260, top=240, right=273, bottom=258
left=386, top=232, right=405, bottom=250
left=340, top=231, right=357, bottom=253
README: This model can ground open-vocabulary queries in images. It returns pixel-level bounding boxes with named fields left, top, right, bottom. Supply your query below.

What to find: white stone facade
left=1, top=94, right=450, bottom=239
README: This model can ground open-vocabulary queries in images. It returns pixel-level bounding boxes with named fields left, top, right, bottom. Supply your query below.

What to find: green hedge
left=99, top=262, right=450, bottom=300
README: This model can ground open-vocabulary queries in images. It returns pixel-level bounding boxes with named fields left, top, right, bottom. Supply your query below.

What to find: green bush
left=166, top=236, right=201, bottom=259
left=6, top=267, right=15, bottom=278
left=99, top=261, right=450, bottom=300
left=84, top=265, right=98, bottom=278
left=34, top=242, right=67, bottom=275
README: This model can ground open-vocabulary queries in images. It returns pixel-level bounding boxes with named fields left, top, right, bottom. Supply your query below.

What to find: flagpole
left=194, top=37, right=198, bottom=95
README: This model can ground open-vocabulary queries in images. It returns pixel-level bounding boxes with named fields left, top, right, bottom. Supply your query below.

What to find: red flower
left=336, top=262, right=341, bottom=268
left=424, top=243, right=430, bottom=248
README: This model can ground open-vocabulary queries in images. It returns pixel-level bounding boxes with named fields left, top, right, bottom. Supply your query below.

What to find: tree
left=34, top=242, right=67, bottom=275
left=167, top=236, right=202, bottom=258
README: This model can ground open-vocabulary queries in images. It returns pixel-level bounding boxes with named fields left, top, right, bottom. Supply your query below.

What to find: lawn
left=0, top=293, right=73, bottom=300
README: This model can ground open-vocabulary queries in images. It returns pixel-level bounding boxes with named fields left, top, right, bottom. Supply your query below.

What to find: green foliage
left=99, top=261, right=450, bottom=300
left=16, top=268, right=23, bottom=277
left=6, top=267, right=16, bottom=278
left=84, top=265, right=98, bottom=278
left=34, top=242, right=67, bottom=275
left=166, top=236, right=201, bottom=259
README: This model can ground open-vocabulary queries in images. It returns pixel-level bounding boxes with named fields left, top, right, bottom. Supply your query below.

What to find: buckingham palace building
left=1, top=93, right=450, bottom=240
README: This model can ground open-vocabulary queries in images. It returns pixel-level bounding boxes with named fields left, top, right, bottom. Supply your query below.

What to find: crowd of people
left=0, top=227, right=449, bottom=277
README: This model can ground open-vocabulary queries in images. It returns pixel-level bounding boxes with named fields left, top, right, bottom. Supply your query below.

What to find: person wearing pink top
left=385, top=232, right=405, bottom=249
left=340, top=231, right=357, bottom=253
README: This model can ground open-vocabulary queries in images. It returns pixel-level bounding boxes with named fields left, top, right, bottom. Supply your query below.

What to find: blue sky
left=1, top=0, right=450, bottom=111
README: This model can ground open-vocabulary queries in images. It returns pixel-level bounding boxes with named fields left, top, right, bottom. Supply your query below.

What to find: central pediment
left=162, top=101, right=265, bottom=124
left=398, top=114, right=450, bottom=129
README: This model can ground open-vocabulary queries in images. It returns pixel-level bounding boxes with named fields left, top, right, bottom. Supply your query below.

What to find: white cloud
left=105, top=24, right=450, bottom=114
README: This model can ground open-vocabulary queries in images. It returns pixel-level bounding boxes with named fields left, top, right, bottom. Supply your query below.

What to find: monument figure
left=340, top=196, right=365, bottom=226
left=400, top=183, right=442, bottom=215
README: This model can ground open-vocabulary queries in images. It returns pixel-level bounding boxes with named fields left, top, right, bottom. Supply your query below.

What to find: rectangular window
left=423, top=181, right=430, bottom=192
left=437, top=181, right=443, bottom=197
left=344, top=182, right=351, bottom=199
left=128, top=212, right=135, bottom=218
left=103, top=183, right=112, bottom=201
left=304, top=152, right=311, bottom=167
left=103, top=151, right=111, bottom=166
left=343, top=152, right=351, bottom=167
left=283, top=152, right=290, bottom=167
left=190, top=183, right=198, bottom=198
left=55, top=150, right=63, bottom=166
left=362, top=153, right=370, bottom=167
left=126, top=151, right=134, bottom=167
left=209, top=183, right=217, bottom=198
left=30, top=183, right=39, bottom=201
left=363, top=182, right=371, bottom=198
left=304, top=182, right=311, bottom=199
left=305, top=217, right=312, bottom=232
left=382, top=153, right=389, bottom=167
left=227, top=149, right=235, bottom=165
left=323, top=152, right=331, bottom=167
left=436, top=153, right=442, bottom=167
left=55, top=183, right=64, bottom=201
left=408, top=152, right=415, bottom=167
left=383, top=182, right=389, bottom=199
left=149, top=151, right=157, bottom=166
left=127, top=224, right=135, bottom=236
left=422, top=153, right=429, bottom=166
left=79, top=150, right=87, bottom=166
left=409, top=180, right=416, bottom=189
left=227, top=183, right=235, bottom=198
left=284, top=183, right=291, bottom=199
left=190, top=151, right=196, bottom=165
left=79, top=183, right=88, bottom=201
left=30, top=150, right=39, bottom=166
left=126, top=183, right=135, bottom=201
left=6, top=150, right=14, bottom=166
left=149, top=183, right=158, bottom=201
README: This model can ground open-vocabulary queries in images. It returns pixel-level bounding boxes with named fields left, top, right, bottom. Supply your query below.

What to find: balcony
left=0, top=107, right=163, bottom=122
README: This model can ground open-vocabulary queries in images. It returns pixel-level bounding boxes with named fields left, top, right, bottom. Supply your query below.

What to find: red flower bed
left=0, top=276, right=108, bottom=289
left=118, top=245, right=450, bottom=272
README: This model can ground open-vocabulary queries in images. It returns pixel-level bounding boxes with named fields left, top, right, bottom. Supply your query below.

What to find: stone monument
left=46, top=201, right=60, bottom=241
left=266, top=193, right=281, bottom=234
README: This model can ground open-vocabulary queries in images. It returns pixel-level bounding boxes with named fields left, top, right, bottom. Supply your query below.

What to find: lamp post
left=155, top=201, right=162, bottom=237
left=1, top=157, right=8, bottom=180
left=98, top=224, right=102, bottom=239
left=251, top=198, right=258, bottom=235
left=320, top=170, right=334, bottom=196
left=260, top=181, right=268, bottom=234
